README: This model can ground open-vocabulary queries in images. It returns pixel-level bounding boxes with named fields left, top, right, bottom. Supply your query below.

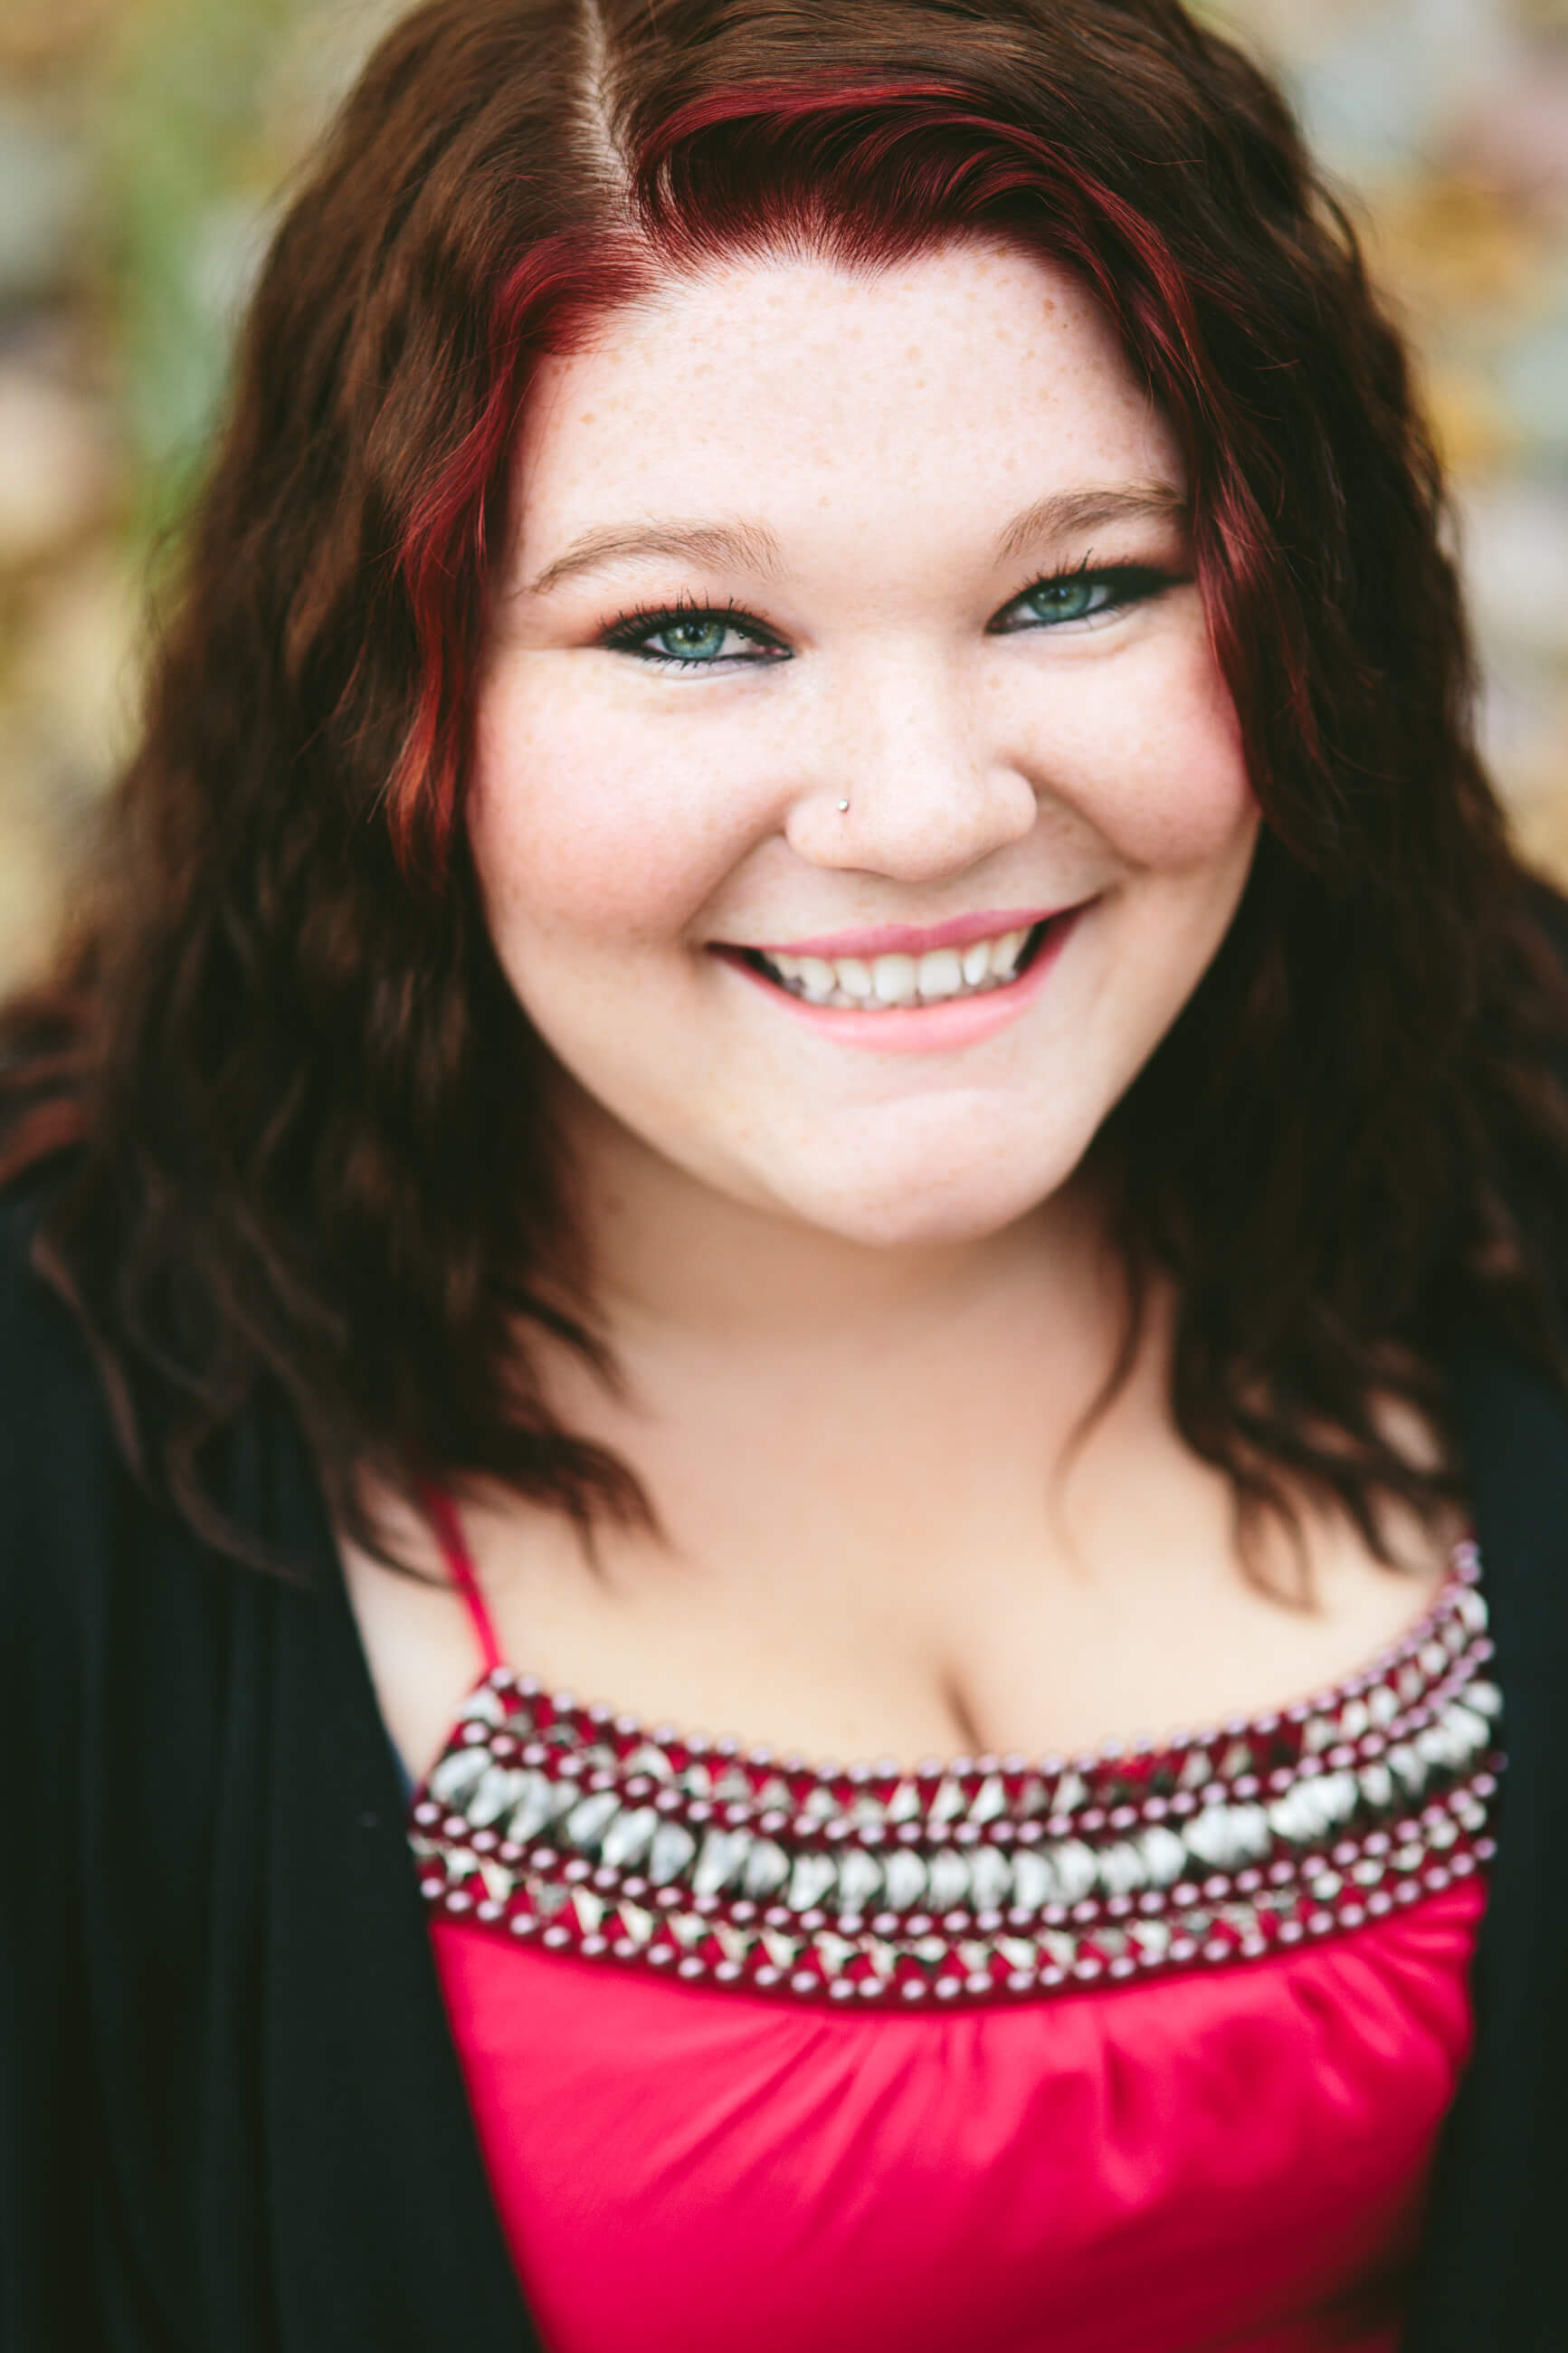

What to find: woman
left=4, top=0, right=1567, bottom=2346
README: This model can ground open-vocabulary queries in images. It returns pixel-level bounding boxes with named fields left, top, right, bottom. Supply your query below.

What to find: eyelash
left=597, top=562, right=1177, bottom=672
left=600, top=591, right=777, bottom=671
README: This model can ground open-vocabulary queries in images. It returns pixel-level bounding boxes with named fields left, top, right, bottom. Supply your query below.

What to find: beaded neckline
left=409, top=1541, right=1501, bottom=2008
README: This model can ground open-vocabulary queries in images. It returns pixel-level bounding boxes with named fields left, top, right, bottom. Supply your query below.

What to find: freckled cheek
left=1017, top=634, right=1254, bottom=870
left=467, top=673, right=770, bottom=946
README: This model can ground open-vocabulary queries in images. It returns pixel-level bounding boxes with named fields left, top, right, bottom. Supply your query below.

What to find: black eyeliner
left=599, top=591, right=786, bottom=664
left=598, top=557, right=1182, bottom=668
left=988, top=559, right=1181, bottom=634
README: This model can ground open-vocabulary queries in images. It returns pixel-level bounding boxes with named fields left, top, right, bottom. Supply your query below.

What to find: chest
left=347, top=1471, right=1459, bottom=1790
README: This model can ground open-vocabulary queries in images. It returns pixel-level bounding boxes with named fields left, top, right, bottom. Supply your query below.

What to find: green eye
left=653, top=618, right=733, bottom=662
left=993, top=564, right=1172, bottom=636
left=603, top=605, right=784, bottom=668
left=1020, top=576, right=1111, bottom=624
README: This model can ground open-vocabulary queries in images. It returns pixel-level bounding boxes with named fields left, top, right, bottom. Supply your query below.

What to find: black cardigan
left=2, top=1182, right=1565, bottom=2352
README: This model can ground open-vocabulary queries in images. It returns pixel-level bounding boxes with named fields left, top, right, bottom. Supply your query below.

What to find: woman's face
left=469, top=242, right=1258, bottom=1249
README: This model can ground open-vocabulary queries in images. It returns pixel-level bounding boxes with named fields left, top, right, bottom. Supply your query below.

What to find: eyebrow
left=994, top=481, right=1188, bottom=560
left=521, top=518, right=786, bottom=597
left=519, top=481, right=1187, bottom=597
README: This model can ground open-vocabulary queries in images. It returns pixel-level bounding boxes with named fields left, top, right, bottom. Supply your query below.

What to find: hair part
left=5, top=0, right=1568, bottom=1584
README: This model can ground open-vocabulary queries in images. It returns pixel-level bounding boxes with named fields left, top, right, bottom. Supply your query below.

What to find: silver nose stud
left=836, top=797, right=850, bottom=812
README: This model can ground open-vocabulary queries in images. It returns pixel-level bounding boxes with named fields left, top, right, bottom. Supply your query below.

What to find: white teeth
left=871, top=953, right=919, bottom=1005
left=755, top=919, right=1049, bottom=1009
left=917, top=948, right=965, bottom=999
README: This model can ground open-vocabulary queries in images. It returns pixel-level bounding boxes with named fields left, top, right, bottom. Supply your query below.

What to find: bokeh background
left=3, top=0, right=1566, bottom=987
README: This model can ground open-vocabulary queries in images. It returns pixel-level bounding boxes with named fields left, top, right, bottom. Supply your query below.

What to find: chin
left=764, top=1150, right=1083, bottom=1252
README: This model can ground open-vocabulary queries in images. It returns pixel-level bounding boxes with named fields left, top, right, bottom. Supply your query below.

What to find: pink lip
left=740, top=906, right=1059, bottom=960
left=722, top=903, right=1088, bottom=1054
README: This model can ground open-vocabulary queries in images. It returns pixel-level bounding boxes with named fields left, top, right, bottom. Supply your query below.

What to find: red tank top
left=410, top=1491, right=1497, bottom=2353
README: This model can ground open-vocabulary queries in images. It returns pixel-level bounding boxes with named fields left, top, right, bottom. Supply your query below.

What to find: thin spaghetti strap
left=419, top=1482, right=505, bottom=1679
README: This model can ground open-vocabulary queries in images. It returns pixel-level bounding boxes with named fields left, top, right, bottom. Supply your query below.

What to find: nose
left=783, top=651, right=1038, bottom=881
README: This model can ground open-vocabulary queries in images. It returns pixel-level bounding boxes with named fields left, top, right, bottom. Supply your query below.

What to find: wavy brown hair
left=5, top=0, right=1568, bottom=1577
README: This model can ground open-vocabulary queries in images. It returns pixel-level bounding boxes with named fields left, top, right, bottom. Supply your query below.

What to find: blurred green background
left=3, top=0, right=1567, bottom=986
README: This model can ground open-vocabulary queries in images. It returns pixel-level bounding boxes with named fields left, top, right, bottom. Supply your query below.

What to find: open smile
left=709, top=903, right=1093, bottom=1051
left=746, top=918, right=1047, bottom=1011
left=717, top=904, right=1091, bottom=1010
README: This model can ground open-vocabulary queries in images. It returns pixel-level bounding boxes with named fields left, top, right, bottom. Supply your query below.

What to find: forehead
left=511, top=242, right=1181, bottom=564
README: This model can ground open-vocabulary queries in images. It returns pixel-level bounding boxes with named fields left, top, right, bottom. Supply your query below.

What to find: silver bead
left=562, top=1790, right=622, bottom=1853
left=835, top=1848, right=884, bottom=1915
left=741, top=1839, right=791, bottom=1900
left=427, top=1746, right=493, bottom=1806
left=601, top=1804, right=659, bottom=1871
left=786, top=1852, right=838, bottom=1912
left=926, top=1850, right=972, bottom=1910
left=967, top=1846, right=1012, bottom=1913
left=506, top=1770, right=568, bottom=1846
left=1009, top=1849, right=1058, bottom=1911
left=648, top=1821, right=698, bottom=1885
left=1049, top=1840, right=1099, bottom=1906
left=882, top=1849, right=928, bottom=1911
left=693, top=1828, right=752, bottom=1898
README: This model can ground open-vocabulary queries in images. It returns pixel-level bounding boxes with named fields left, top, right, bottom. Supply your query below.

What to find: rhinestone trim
left=408, top=1541, right=1501, bottom=2008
